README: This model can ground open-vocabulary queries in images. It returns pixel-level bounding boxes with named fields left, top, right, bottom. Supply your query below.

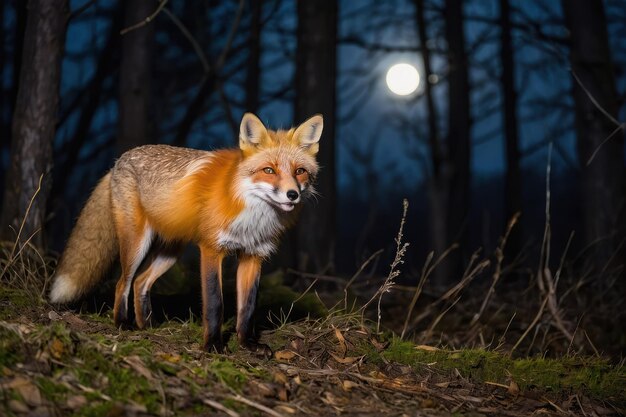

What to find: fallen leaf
left=289, top=338, right=303, bottom=351
left=123, top=356, right=154, bottom=382
left=156, top=351, right=181, bottom=364
left=291, top=329, right=305, bottom=339
left=250, top=380, right=276, bottom=397
left=8, top=399, right=29, bottom=413
left=322, top=391, right=349, bottom=407
left=368, top=371, right=385, bottom=380
left=415, top=345, right=439, bottom=352
left=273, top=371, right=288, bottom=385
left=420, top=398, right=436, bottom=408
left=16, top=380, right=42, bottom=407
left=333, top=327, right=347, bottom=356
left=66, top=395, right=87, bottom=409
left=274, top=350, right=297, bottom=361
left=48, top=311, right=62, bottom=321
left=61, top=312, right=87, bottom=327
left=277, top=386, right=289, bottom=402
left=49, top=338, right=65, bottom=359
left=370, top=337, right=388, bottom=351
left=274, top=405, right=296, bottom=414
left=330, top=352, right=363, bottom=364
left=126, top=401, right=148, bottom=413
left=341, top=380, right=359, bottom=392
left=166, top=386, right=189, bottom=397
left=508, top=379, right=520, bottom=395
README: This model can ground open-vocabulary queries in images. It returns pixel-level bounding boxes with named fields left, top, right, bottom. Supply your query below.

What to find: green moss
left=80, top=312, right=111, bottom=324
left=382, top=338, right=626, bottom=400
left=35, top=377, right=69, bottom=404
left=258, top=271, right=327, bottom=320
left=205, top=359, right=248, bottom=391
left=0, top=326, right=26, bottom=366
left=222, top=397, right=250, bottom=414
left=71, top=342, right=161, bottom=413
left=114, top=337, right=154, bottom=357
left=0, top=287, right=34, bottom=319
left=74, top=401, right=123, bottom=417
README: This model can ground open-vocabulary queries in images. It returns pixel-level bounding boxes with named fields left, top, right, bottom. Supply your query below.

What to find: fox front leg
left=199, top=246, right=224, bottom=352
left=236, top=255, right=271, bottom=357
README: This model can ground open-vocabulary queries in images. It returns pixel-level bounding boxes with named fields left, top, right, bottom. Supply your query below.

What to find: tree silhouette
left=0, top=0, right=68, bottom=248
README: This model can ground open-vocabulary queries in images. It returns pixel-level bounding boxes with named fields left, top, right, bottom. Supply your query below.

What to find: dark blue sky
left=2, top=0, right=624, bottom=260
left=47, top=0, right=625, bottom=191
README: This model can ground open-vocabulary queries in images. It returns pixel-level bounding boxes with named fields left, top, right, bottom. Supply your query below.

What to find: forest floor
left=0, top=285, right=624, bottom=417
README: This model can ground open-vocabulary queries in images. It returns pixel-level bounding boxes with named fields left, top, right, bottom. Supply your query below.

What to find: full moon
left=386, top=63, right=420, bottom=96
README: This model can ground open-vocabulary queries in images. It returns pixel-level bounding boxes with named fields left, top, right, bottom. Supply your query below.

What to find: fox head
left=237, top=113, right=322, bottom=212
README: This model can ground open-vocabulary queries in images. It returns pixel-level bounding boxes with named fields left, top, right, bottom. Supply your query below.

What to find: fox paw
left=241, top=341, right=273, bottom=358
left=203, top=339, right=224, bottom=354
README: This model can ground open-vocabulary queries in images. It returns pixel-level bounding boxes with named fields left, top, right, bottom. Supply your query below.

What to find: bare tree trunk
left=245, top=0, right=262, bottom=113
left=0, top=1, right=27, bottom=198
left=293, top=0, right=337, bottom=273
left=0, top=0, right=68, bottom=248
left=117, top=0, right=155, bottom=154
left=561, top=0, right=625, bottom=274
left=443, top=0, right=471, bottom=282
left=499, top=0, right=522, bottom=256
left=52, top=10, right=122, bottom=200
left=413, top=0, right=448, bottom=270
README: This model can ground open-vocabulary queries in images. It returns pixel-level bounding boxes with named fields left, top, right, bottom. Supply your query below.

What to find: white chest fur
left=217, top=198, right=285, bottom=257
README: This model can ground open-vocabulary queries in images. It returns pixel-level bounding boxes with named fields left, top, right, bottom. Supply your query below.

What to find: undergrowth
left=0, top=189, right=624, bottom=415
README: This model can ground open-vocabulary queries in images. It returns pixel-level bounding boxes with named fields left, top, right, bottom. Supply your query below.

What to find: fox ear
left=239, top=113, right=268, bottom=150
left=293, top=114, right=323, bottom=155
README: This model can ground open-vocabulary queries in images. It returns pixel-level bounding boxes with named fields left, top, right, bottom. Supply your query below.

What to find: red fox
left=49, top=113, right=323, bottom=354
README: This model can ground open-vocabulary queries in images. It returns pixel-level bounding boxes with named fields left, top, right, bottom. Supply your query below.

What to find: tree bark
left=117, top=0, right=155, bottom=155
left=0, top=0, right=68, bottom=247
left=245, top=0, right=262, bottom=113
left=293, top=0, right=337, bottom=273
left=499, top=0, right=522, bottom=256
left=561, top=0, right=625, bottom=273
left=0, top=1, right=27, bottom=197
left=443, top=0, right=471, bottom=282
left=413, top=0, right=448, bottom=272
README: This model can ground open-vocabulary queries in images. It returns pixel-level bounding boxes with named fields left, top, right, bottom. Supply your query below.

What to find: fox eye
left=295, top=167, right=306, bottom=175
left=262, top=167, right=275, bottom=174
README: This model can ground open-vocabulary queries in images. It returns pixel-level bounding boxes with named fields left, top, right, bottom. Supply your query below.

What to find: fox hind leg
left=112, top=202, right=154, bottom=327
left=133, top=242, right=181, bottom=329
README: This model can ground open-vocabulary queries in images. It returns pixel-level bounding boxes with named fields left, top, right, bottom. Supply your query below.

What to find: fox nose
left=286, top=190, right=299, bottom=201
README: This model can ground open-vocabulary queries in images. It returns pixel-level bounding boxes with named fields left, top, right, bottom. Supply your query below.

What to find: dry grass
left=0, top=170, right=624, bottom=416
left=0, top=175, right=55, bottom=300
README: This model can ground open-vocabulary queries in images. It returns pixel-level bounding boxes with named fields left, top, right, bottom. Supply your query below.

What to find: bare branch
left=120, top=0, right=168, bottom=35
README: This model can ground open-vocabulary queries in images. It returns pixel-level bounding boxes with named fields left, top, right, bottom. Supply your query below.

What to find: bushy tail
left=49, top=172, right=118, bottom=303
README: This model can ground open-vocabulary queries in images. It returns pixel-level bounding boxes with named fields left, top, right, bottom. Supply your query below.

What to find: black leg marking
left=202, top=269, right=224, bottom=352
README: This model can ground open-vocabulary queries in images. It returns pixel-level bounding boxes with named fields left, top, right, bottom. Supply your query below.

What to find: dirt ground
left=0, top=287, right=623, bottom=417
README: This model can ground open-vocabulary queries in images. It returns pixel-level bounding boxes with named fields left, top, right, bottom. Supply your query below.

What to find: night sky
left=1, top=0, right=625, bottom=269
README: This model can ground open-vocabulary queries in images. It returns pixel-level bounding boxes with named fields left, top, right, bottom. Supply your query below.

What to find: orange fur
left=50, top=112, right=323, bottom=353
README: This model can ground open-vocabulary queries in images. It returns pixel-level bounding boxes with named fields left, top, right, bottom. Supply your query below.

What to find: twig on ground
left=203, top=398, right=240, bottom=417
left=228, top=394, right=287, bottom=417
